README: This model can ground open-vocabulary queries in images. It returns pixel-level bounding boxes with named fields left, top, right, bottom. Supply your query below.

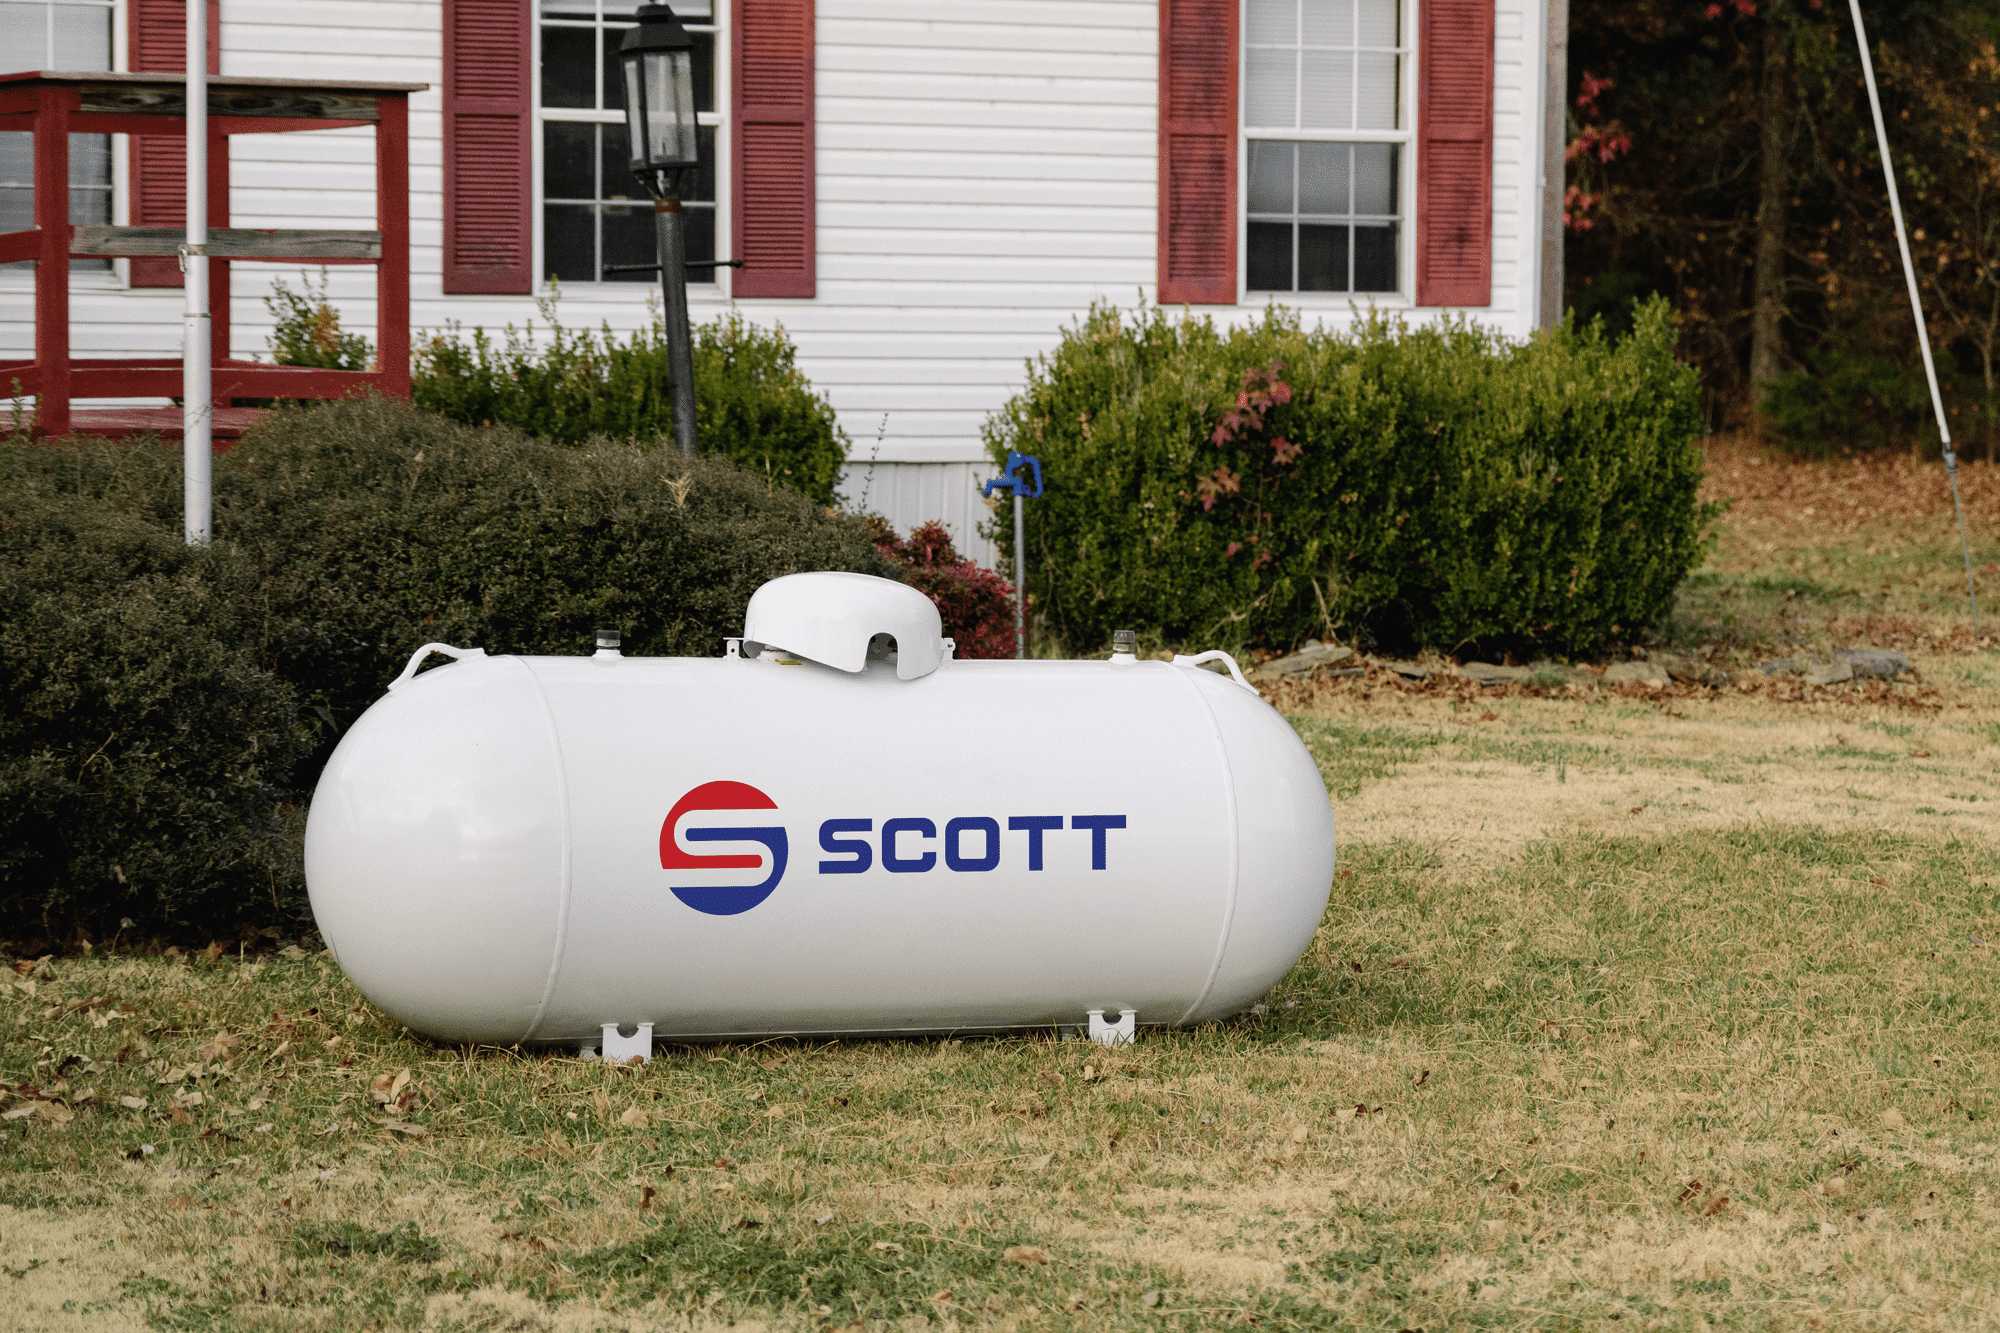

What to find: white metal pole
left=182, top=0, right=211, bottom=545
left=1848, top=0, right=1977, bottom=627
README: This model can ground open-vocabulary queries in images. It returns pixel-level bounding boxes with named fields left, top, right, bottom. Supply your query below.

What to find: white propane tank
left=305, top=572, right=1336, bottom=1046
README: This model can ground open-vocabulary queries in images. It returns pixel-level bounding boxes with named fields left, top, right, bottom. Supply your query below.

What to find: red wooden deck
left=64, top=406, right=271, bottom=442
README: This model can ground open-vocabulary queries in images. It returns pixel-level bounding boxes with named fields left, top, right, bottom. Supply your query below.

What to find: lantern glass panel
left=627, top=48, right=698, bottom=169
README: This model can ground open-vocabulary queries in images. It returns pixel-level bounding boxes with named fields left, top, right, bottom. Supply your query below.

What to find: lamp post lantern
left=619, top=3, right=701, bottom=457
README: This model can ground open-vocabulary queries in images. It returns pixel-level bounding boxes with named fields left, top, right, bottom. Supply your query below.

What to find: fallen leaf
left=1003, top=1245, right=1048, bottom=1266
left=118, top=1095, right=148, bottom=1110
left=1029, top=1153, right=1054, bottom=1171
left=711, top=1181, right=735, bottom=1195
left=1881, top=1108, right=1908, bottom=1129
left=201, top=943, right=225, bottom=964
left=640, top=1185, right=656, bottom=1210
left=170, top=1090, right=204, bottom=1110
left=169, top=1195, right=192, bottom=1210
left=1676, top=1179, right=1705, bottom=1205
left=1823, top=1177, right=1847, bottom=1197
left=370, top=1069, right=412, bottom=1106
left=593, top=1088, right=612, bottom=1119
left=931, top=1290, right=953, bottom=1305
left=1142, top=1291, right=1163, bottom=1307
left=278, top=945, right=307, bottom=961
left=1702, top=1194, right=1730, bottom=1217
left=377, top=1118, right=427, bottom=1137
left=170, top=1108, right=193, bottom=1125
left=245, top=1097, right=267, bottom=1111
left=1289, top=1126, right=1309, bottom=1144
left=1536, top=1057, right=1561, bottom=1087
left=1412, top=1069, right=1430, bottom=1088
left=618, top=1106, right=650, bottom=1128
left=813, top=1213, right=833, bottom=1226
left=870, top=1241, right=905, bottom=1256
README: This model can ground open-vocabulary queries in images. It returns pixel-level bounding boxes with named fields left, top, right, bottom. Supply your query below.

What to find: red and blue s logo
left=659, top=781, right=789, bottom=916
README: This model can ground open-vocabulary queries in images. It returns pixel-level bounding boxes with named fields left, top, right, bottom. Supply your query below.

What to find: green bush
left=0, top=456, right=310, bottom=938
left=982, top=297, right=1709, bottom=657
left=412, top=303, right=849, bottom=504
left=1, top=399, right=896, bottom=939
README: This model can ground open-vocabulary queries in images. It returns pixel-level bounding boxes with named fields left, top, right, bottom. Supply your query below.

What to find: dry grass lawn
left=4, top=439, right=1999, bottom=1332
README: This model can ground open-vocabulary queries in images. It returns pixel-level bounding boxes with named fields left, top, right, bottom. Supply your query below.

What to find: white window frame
left=0, top=0, right=123, bottom=289
left=1238, top=0, right=1415, bottom=303
left=532, top=0, right=728, bottom=296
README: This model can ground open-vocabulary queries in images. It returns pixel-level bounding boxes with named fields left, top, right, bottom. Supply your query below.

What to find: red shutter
left=443, top=0, right=533, bottom=294
left=1415, top=0, right=1494, bottom=307
left=1157, top=0, right=1237, bottom=305
left=731, top=0, right=815, bottom=298
left=126, top=0, right=219, bottom=288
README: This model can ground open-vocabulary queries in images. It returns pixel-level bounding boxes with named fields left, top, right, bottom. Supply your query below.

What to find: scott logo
left=662, top=783, right=1128, bottom=917
left=659, top=781, right=790, bottom=917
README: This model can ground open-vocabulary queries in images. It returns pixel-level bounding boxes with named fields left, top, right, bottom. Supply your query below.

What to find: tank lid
left=742, top=572, right=945, bottom=680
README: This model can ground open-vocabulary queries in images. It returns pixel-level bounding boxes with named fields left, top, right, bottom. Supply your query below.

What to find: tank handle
left=388, top=642, right=487, bottom=693
left=1171, top=650, right=1256, bottom=692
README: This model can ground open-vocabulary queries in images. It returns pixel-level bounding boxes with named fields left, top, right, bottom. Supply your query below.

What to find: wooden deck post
left=33, top=87, right=73, bottom=436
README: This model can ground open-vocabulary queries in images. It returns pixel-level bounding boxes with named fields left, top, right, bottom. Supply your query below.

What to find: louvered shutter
left=731, top=0, right=815, bottom=298
left=127, top=0, right=219, bottom=288
left=1415, top=0, right=1494, bottom=307
left=443, top=0, right=532, bottom=294
left=1156, top=0, right=1237, bottom=305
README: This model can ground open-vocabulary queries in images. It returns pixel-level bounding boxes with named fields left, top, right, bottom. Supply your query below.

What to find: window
left=539, top=0, right=720, bottom=287
left=0, top=0, right=114, bottom=274
left=1242, top=0, right=1407, bottom=294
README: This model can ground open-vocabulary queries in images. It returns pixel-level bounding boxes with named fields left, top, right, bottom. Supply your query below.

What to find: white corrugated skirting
left=837, top=459, right=1002, bottom=571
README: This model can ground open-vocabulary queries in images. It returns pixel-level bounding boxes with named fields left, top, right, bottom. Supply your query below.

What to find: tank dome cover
left=742, top=572, right=944, bottom=680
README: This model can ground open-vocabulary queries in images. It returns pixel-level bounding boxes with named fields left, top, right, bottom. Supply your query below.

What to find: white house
left=1, top=0, right=1565, bottom=565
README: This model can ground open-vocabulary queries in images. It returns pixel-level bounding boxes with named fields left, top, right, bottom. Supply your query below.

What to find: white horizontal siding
left=837, top=459, right=1000, bottom=570
left=1, top=0, right=1546, bottom=560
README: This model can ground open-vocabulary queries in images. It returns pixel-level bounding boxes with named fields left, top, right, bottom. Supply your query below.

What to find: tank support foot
left=1087, top=1009, right=1136, bottom=1047
left=600, top=1022, right=655, bottom=1063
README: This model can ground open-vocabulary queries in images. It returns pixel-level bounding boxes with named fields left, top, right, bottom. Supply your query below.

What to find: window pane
left=683, top=202, right=714, bottom=268
left=1243, top=47, right=1296, bottom=129
left=1246, top=140, right=1293, bottom=215
left=0, top=3, right=45, bottom=65
left=1297, top=141, right=1348, bottom=215
left=1298, top=223, right=1347, bottom=291
left=1354, top=223, right=1396, bottom=291
left=544, top=120, right=596, bottom=199
left=1299, top=49, right=1353, bottom=129
left=692, top=124, right=715, bottom=201
left=0, top=130, right=29, bottom=188
left=544, top=202, right=596, bottom=282
left=0, top=183, right=27, bottom=268
left=1356, top=0, right=1398, bottom=46
left=541, top=25, right=595, bottom=108
left=69, top=131, right=108, bottom=190
left=1353, top=142, right=1396, bottom=214
left=1245, top=0, right=1294, bottom=44
left=1356, top=52, right=1398, bottom=129
left=51, top=3, right=109, bottom=69
left=598, top=120, right=634, bottom=198
left=1301, top=0, right=1352, bottom=45
left=691, top=31, right=714, bottom=114
left=540, top=0, right=594, bottom=17
left=1246, top=220, right=1292, bottom=292
left=602, top=199, right=653, bottom=281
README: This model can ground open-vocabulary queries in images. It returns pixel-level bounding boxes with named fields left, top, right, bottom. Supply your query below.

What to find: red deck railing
left=0, top=70, right=427, bottom=437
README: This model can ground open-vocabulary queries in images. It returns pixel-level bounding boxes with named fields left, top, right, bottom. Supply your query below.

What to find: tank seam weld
left=515, top=656, right=573, bottom=1044
left=1170, top=666, right=1241, bottom=1026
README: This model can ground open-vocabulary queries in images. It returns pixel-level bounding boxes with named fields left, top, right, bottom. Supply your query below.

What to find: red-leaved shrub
left=868, top=518, right=1018, bottom=659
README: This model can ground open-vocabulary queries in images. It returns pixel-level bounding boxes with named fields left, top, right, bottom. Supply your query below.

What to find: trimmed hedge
left=982, top=297, right=1709, bottom=656
left=1, top=398, right=896, bottom=939
left=412, top=308, right=849, bottom=505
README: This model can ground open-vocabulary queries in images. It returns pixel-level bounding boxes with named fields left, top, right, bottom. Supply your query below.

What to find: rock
left=1460, top=662, right=1533, bottom=685
left=1837, top=648, right=1911, bottom=680
left=1527, top=661, right=1598, bottom=686
left=1651, top=652, right=1732, bottom=689
left=1759, top=648, right=1909, bottom=682
left=1604, top=661, right=1670, bottom=688
left=1250, top=642, right=1357, bottom=681
left=1376, top=660, right=1431, bottom=680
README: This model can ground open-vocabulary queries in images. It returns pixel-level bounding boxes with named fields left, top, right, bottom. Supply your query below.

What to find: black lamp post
left=619, top=3, right=701, bottom=457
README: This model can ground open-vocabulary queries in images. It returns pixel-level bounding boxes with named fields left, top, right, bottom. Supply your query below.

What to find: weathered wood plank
left=70, top=225, right=383, bottom=260
left=75, top=83, right=383, bottom=121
